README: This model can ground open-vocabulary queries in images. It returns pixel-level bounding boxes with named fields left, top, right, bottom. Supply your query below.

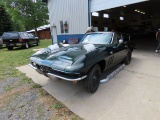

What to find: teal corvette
left=29, top=32, right=133, bottom=93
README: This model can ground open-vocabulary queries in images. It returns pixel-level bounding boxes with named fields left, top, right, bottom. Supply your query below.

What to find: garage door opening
left=91, top=0, right=160, bottom=51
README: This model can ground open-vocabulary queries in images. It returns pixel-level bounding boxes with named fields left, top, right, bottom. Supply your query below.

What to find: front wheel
left=84, top=64, right=101, bottom=93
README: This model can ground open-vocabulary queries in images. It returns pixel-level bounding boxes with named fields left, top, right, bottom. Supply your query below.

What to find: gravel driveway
left=0, top=77, right=54, bottom=120
left=0, top=77, right=81, bottom=120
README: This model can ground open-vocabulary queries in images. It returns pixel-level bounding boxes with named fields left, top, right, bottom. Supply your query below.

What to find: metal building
left=47, top=0, right=89, bottom=43
left=43, top=0, right=160, bottom=44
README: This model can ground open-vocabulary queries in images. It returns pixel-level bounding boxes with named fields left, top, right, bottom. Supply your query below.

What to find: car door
left=103, top=45, right=115, bottom=70
left=26, top=33, right=32, bottom=44
left=29, top=33, right=37, bottom=44
left=101, top=33, right=115, bottom=70
left=22, top=32, right=30, bottom=43
left=118, top=33, right=128, bottom=61
left=109, top=33, right=124, bottom=65
left=112, top=33, right=128, bottom=64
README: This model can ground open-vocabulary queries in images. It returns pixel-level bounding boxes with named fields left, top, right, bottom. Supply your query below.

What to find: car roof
left=3, top=31, right=27, bottom=34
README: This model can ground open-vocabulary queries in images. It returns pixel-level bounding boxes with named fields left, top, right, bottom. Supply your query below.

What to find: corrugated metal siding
left=91, top=0, right=148, bottom=12
left=48, top=0, right=88, bottom=35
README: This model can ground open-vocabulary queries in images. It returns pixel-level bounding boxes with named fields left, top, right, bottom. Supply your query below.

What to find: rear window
left=2, top=32, right=19, bottom=37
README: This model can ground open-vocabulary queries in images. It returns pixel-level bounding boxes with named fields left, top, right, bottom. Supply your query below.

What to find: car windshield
left=2, top=32, right=19, bottom=37
left=81, top=33, right=113, bottom=44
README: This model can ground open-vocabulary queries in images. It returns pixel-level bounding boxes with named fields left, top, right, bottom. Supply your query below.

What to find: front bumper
left=29, top=63, right=87, bottom=81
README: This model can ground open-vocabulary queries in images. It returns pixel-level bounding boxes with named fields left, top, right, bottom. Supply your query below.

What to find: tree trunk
left=34, top=27, right=38, bottom=37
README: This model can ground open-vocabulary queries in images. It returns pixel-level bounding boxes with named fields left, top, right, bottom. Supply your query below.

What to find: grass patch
left=53, top=102, right=62, bottom=109
left=0, top=40, right=52, bottom=81
left=0, top=40, right=83, bottom=120
left=4, top=86, right=12, bottom=91
left=32, top=83, right=42, bottom=88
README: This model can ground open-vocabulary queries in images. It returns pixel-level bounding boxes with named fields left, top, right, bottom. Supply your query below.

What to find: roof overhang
left=91, top=0, right=149, bottom=12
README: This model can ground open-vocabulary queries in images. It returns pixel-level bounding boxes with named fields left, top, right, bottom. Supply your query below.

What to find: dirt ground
left=0, top=77, right=82, bottom=120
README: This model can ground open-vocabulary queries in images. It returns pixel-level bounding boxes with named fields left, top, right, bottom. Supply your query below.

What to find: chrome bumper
left=47, top=73, right=87, bottom=81
left=29, top=63, right=43, bottom=74
left=29, top=64, right=87, bottom=81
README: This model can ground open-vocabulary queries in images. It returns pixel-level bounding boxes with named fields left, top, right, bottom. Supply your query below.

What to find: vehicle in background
left=2, top=32, right=39, bottom=50
left=29, top=32, right=134, bottom=93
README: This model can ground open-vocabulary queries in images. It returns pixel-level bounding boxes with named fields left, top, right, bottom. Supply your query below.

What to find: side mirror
left=119, top=39, right=123, bottom=44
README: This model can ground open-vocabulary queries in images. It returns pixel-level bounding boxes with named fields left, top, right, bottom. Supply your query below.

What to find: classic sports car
left=29, top=32, right=133, bottom=93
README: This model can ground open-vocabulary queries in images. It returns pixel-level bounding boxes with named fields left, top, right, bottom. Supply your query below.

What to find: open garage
left=45, top=0, right=160, bottom=50
left=91, top=0, right=160, bottom=52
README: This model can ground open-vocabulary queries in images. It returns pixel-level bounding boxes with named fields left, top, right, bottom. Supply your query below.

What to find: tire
left=36, top=40, right=40, bottom=46
left=24, top=42, right=29, bottom=49
left=124, top=50, right=132, bottom=65
left=7, top=46, right=13, bottom=50
left=84, top=64, right=101, bottom=93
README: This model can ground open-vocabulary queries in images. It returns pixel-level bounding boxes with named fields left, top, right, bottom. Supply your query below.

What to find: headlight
left=32, top=62, right=36, bottom=66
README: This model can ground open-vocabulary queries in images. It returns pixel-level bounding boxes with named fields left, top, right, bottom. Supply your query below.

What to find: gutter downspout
left=88, top=0, right=91, bottom=27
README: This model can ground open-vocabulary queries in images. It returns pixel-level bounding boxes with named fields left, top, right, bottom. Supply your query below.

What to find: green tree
left=0, top=0, right=49, bottom=35
left=0, top=4, right=14, bottom=35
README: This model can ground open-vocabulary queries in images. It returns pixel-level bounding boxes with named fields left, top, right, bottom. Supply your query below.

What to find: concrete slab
left=17, top=50, right=160, bottom=120
left=17, top=65, right=52, bottom=86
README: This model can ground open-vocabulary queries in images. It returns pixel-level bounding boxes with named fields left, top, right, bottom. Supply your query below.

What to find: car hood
left=30, top=43, right=107, bottom=71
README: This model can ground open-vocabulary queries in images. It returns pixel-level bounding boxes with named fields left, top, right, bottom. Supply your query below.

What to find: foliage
left=32, top=83, right=42, bottom=88
left=0, top=0, right=49, bottom=33
left=0, top=4, right=14, bottom=35
left=53, top=102, right=62, bottom=109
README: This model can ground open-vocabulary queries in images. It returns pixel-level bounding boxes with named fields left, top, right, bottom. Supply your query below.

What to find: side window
left=20, top=33, right=25, bottom=38
left=117, top=34, right=121, bottom=41
left=29, top=33, right=34, bottom=37
left=27, top=33, right=31, bottom=37
left=23, top=33, right=30, bottom=38
left=113, top=33, right=123, bottom=45
left=113, top=34, right=118, bottom=44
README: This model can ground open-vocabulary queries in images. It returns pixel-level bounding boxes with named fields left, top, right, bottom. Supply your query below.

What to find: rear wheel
left=124, top=50, right=132, bottom=65
left=84, top=64, right=101, bottom=93
left=36, top=40, right=40, bottom=46
left=24, top=42, right=29, bottom=49
left=7, top=46, right=13, bottom=50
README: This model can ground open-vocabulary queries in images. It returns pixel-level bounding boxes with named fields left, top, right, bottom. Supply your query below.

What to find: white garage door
left=91, top=0, right=148, bottom=12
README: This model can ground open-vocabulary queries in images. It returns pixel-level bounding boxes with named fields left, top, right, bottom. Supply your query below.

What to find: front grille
left=31, top=62, right=83, bottom=78
left=39, top=65, right=53, bottom=73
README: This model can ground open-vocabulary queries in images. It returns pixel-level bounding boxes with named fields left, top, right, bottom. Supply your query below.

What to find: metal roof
left=26, top=24, right=50, bottom=33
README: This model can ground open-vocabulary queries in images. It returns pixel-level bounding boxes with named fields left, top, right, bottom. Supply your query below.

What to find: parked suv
left=2, top=32, right=39, bottom=50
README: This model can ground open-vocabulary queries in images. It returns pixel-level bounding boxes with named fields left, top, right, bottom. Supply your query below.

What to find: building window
left=60, top=21, right=64, bottom=33
left=103, top=14, right=109, bottom=18
left=64, top=21, right=68, bottom=33
left=60, top=20, right=69, bottom=34
left=92, top=12, right=99, bottom=17
left=120, top=17, right=124, bottom=20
